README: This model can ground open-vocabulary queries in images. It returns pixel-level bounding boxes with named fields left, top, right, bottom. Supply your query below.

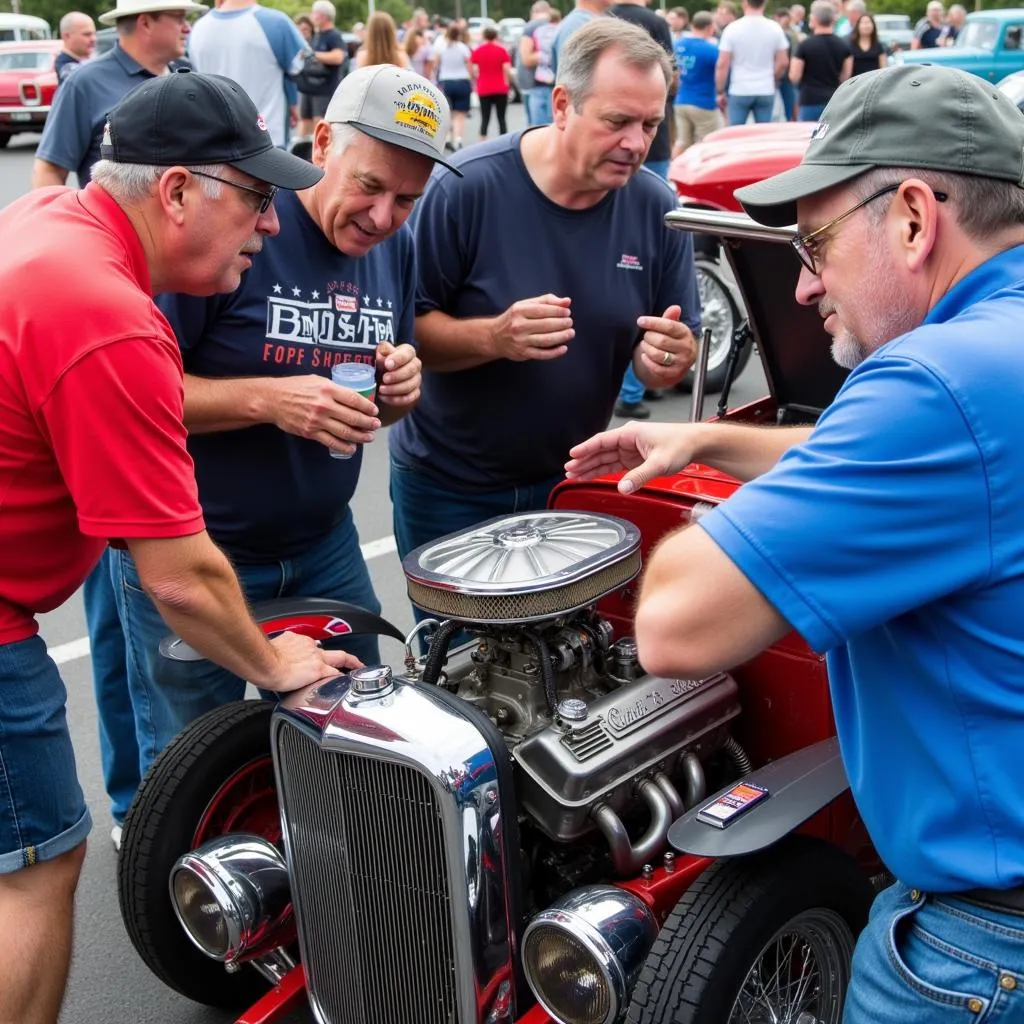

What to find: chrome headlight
left=169, top=834, right=291, bottom=964
left=522, top=885, right=658, bottom=1024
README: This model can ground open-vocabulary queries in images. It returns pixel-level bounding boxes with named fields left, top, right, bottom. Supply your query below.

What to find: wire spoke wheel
left=730, top=908, right=855, bottom=1024
left=697, top=261, right=738, bottom=374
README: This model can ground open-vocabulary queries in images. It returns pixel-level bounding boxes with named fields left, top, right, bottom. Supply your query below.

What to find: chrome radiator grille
left=275, top=721, right=459, bottom=1024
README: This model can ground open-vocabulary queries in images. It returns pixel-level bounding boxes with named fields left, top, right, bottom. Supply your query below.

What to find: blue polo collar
left=925, top=243, right=1024, bottom=327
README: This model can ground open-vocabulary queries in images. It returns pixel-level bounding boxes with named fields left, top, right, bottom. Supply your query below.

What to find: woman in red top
left=470, top=26, right=514, bottom=138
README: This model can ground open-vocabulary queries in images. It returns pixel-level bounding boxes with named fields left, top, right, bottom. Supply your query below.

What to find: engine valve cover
left=402, top=512, right=641, bottom=624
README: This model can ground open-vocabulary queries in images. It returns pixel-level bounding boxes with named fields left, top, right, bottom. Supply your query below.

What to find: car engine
left=402, top=511, right=744, bottom=903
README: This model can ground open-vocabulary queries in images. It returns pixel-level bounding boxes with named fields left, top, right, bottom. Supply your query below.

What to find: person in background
left=517, top=0, right=552, bottom=125
left=524, top=7, right=561, bottom=124
left=667, top=6, right=689, bottom=42
left=55, top=11, right=97, bottom=85
left=789, top=2, right=807, bottom=35
left=406, top=27, right=436, bottom=80
left=355, top=11, right=411, bottom=68
left=790, top=0, right=851, bottom=122
left=296, top=0, right=347, bottom=138
left=436, top=21, right=473, bottom=150
left=471, top=25, right=514, bottom=137
left=552, top=0, right=612, bottom=74
left=942, top=2, right=965, bottom=44
left=674, top=10, right=721, bottom=153
left=716, top=0, right=789, bottom=125
left=774, top=7, right=798, bottom=120
left=187, top=0, right=310, bottom=148
left=294, top=12, right=313, bottom=41
left=912, top=0, right=946, bottom=49
left=0, top=70, right=339, bottom=1024
left=849, top=12, right=886, bottom=76
left=713, top=0, right=737, bottom=38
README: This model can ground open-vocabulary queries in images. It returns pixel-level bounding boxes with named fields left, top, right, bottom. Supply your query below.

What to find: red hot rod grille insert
left=275, top=723, right=458, bottom=1024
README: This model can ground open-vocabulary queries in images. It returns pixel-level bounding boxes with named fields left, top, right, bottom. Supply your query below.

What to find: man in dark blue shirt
left=390, top=18, right=700, bottom=614
left=33, top=0, right=206, bottom=187
left=107, top=66, right=458, bottom=811
left=53, top=11, right=97, bottom=88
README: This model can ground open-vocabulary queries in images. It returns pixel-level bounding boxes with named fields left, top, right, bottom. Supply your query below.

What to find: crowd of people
left=3, top=0, right=1024, bottom=1022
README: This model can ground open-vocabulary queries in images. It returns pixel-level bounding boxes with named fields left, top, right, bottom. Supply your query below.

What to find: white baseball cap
left=99, top=0, right=208, bottom=26
left=325, top=64, right=462, bottom=176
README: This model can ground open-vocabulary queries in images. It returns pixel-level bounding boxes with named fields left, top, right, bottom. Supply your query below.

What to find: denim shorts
left=845, top=882, right=1024, bottom=1023
left=0, top=636, right=91, bottom=873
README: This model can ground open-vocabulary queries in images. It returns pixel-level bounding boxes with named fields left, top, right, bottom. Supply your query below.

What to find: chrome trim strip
left=666, top=207, right=796, bottom=240
left=0, top=105, right=47, bottom=115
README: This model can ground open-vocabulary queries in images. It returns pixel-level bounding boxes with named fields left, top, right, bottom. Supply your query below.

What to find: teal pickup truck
left=892, top=8, right=1024, bottom=81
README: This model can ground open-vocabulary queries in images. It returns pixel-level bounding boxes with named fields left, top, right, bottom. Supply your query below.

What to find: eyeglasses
left=189, top=169, right=278, bottom=215
left=790, top=183, right=948, bottom=275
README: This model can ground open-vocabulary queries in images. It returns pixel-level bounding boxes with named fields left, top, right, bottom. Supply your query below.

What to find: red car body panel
left=669, top=121, right=813, bottom=211
left=0, top=40, right=62, bottom=135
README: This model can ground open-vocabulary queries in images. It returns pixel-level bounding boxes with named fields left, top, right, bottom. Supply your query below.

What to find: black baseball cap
left=100, top=68, right=322, bottom=191
left=736, top=65, right=1024, bottom=227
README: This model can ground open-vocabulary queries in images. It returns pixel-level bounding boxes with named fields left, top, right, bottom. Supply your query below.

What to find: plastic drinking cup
left=330, top=361, right=378, bottom=460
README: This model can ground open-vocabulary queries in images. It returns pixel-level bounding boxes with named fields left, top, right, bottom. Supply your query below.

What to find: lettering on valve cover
left=604, top=677, right=706, bottom=736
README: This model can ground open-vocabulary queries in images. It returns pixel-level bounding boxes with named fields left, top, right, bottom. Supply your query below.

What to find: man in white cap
left=32, top=0, right=206, bottom=188
left=0, top=70, right=352, bottom=1024
left=106, top=66, right=458, bottom=816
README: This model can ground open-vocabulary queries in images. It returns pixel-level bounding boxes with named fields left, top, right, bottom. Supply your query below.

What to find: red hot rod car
left=116, top=206, right=881, bottom=1024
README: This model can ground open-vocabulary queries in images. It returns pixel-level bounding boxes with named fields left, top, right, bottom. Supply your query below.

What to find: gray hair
left=846, top=0, right=866, bottom=15
left=329, top=123, right=360, bottom=155
left=852, top=166, right=1024, bottom=243
left=556, top=18, right=673, bottom=110
left=311, top=0, right=336, bottom=19
left=811, top=1, right=835, bottom=27
left=90, top=160, right=225, bottom=203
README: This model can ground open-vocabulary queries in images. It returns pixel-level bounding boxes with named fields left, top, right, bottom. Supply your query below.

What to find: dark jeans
left=479, top=93, right=509, bottom=136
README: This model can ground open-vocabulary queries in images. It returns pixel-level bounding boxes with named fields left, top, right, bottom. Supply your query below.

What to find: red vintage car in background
left=670, top=123, right=812, bottom=393
left=116, top=202, right=882, bottom=1024
left=0, top=39, right=62, bottom=147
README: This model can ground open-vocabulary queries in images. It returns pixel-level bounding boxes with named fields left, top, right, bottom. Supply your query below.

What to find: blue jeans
left=83, top=551, right=138, bottom=826
left=727, top=93, right=775, bottom=125
left=390, top=456, right=565, bottom=622
left=799, top=103, right=827, bottom=122
left=778, top=78, right=796, bottom=120
left=111, top=509, right=382, bottom=796
left=618, top=363, right=646, bottom=405
left=526, top=85, right=553, bottom=125
left=845, top=883, right=1024, bottom=1023
left=0, top=636, right=91, bottom=872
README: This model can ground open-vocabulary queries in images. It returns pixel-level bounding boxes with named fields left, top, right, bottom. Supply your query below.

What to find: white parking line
left=48, top=535, right=400, bottom=667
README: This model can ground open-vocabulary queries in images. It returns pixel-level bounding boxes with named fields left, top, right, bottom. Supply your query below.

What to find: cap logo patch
left=101, top=119, right=112, bottom=147
left=393, top=86, right=440, bottom=141
left=256, top=114, right=267, bottom=132
left=810, top=121, right=830, bottom=142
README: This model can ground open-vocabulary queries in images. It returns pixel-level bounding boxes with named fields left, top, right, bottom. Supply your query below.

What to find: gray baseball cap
left=325, top=64, right=462, bottom=176
left=736, top=64, right=1024, bottom=227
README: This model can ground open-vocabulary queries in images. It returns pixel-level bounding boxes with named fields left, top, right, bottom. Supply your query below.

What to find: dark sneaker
left=644, top=389, right=665, bottom=401
left=614, top=400, right=651, bottom=420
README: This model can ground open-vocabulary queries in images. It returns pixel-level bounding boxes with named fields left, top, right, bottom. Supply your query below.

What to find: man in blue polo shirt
left=567, top=64, right=1024, bottom=1021
left=32, top=0, right=205, bottom=188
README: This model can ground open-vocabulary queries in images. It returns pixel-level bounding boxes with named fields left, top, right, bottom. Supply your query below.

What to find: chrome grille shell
left=270, top=673, right=519, bottom=1024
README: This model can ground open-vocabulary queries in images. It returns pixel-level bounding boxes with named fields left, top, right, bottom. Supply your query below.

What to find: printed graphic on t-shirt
left=263, top=279, right=396, bottom=368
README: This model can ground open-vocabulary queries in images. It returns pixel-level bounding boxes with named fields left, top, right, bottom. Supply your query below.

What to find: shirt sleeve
left=719, top=23, right=735, bottom=53
left=698, top=354, right=991, bottom=653
left=41, top=338, right=204, bottom=539
left=410, top=172, right=465, bottom=317
left=36, top=71, right=94, bottom=173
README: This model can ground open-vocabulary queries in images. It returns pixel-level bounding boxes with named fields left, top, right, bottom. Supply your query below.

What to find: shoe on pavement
left=111, top=825, right=122, bottom=853
left=644, top=388, right=665, bottom=401
left=614, top=400, right=651, bottom=419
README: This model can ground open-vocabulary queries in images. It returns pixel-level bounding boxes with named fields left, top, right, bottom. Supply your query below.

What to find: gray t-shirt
left=517, top=16, right=547, bottom=91
left=552, top=7, right=595, bottom=74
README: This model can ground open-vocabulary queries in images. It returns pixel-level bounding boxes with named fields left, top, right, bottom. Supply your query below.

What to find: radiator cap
left=349, top=665, right=394, bottom=698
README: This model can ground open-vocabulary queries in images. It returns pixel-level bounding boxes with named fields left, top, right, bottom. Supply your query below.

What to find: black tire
left=677, top=257, right=750, bottom=395
left=118, top=700, right=278, bottom=1010
left=627, top=837, right=874, bottom=1024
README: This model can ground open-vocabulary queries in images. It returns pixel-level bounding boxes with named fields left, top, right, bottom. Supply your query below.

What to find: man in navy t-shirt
left=567, top=65, right=1024, bottom=1023
left=108, top=66, right=459, bottom=811
left=390, top=18, right=700, bottom=612
left=54, top=11, right=97, bottom=89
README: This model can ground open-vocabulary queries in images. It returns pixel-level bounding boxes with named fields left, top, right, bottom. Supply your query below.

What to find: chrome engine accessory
left=402, top=512, right=641, bottom=624
left=522, top=885, right=659, bottom=1024
left=169, top=835, right=292, bottom=967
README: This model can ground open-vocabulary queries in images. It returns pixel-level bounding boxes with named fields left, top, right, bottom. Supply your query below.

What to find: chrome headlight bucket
left=169, top=834, right=292, bottom=965
left=522, top=885, right=659, bottom=1024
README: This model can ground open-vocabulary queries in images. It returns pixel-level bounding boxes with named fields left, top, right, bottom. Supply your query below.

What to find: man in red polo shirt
left=0, top=70, right=360, bottom=1024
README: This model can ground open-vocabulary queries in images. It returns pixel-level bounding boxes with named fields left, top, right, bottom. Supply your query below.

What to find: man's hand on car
left=262, top=630, right=363, bottom=693
left=490, top=293, right=574, bottom=362
left=565, top=421, right=699, bottom=494
left=268, top=374, right=381, bottom=456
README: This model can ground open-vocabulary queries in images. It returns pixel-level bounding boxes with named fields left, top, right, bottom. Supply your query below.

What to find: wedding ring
left=662, top=350, right=673, bottom=367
